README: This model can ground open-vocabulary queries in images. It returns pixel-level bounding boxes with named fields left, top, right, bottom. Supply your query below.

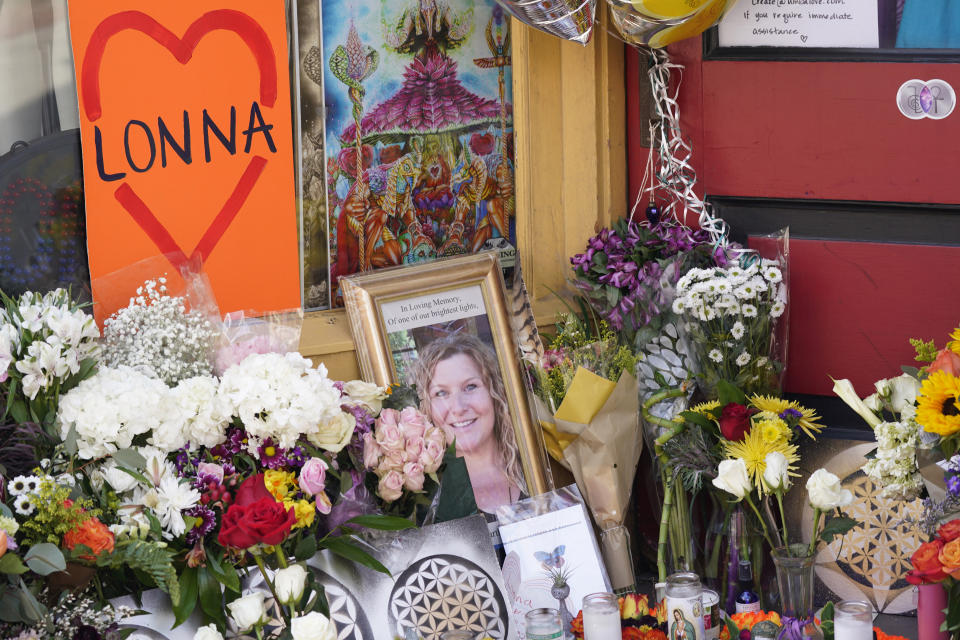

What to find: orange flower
left=623, top=628, right=644, bottom=640
left=939, top=538, right=960, bottom=576
left=571, top=611, right=584, bottom=639
left=63, top=517, right=114, bottom=562
left=875, top=629, right=909, bottom=640
left=649, top=599, right=668, bottom=625
left=620, top=593, right=650, bottom=620
left=730, top=611, right=781, bottom=631
left=0, top=531, right=6, bottom=559
left=719, top=624, right=731, bottom=640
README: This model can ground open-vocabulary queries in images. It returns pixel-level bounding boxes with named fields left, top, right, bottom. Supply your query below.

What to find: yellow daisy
left=948, top=327, right=960, bottom=356
left=723, top=428, right=799, bottom=495
left=754, top=413, right=790, bottom=444
left=749, top=394, right=823, bottom=439
left=691, top=400, right=721, bottom=416
left=916, top=370, right=960, bottom=436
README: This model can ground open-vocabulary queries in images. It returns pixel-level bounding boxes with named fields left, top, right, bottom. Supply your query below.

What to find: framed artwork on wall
left=341, top=252, right=550, bottom=514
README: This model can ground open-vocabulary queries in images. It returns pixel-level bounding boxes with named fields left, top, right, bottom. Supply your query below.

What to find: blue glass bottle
left=734, top=560, right=761, bottom=613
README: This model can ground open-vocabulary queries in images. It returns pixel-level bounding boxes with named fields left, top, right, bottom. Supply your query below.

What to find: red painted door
left=626, top=39, right=960, bottom=396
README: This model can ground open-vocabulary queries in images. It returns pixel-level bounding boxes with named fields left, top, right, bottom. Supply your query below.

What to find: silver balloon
left=495, top=0, right=597, bottom=45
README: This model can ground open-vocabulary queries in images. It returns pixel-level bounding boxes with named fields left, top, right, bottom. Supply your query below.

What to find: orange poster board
left=67, top=0, right=299, bottom=323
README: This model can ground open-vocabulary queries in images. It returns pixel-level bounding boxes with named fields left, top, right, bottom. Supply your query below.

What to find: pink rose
left=405, top=435, right=424, bottom=460
left=378, top=450, right=405, bottom=473
left=315, top=490, right=332, bottom=515
left=397, top=407, right=429, bottom=440
left=403, top=462, right=425, bottom=492
left=375, top=410, right=405, bottom=452
left=196, top=462, right=224, bottom=484
left=362, top=433, right=382, bottom=470
left=298, top=457, right=328, bottom=497
left=420, top=433, right=446, bottom=474
left=929, top=348, right=960, bottom=377
left=378, top=470, right=405, bottom=502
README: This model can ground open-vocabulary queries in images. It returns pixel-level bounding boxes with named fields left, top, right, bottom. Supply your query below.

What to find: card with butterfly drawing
left=497, top=487, right=610, bottom=640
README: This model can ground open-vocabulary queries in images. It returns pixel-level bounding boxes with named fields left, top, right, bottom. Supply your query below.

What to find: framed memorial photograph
left=341, top=252, right=550, bottom=514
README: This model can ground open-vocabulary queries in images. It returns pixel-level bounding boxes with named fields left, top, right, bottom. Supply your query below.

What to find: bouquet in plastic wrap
left=531, top=312, right=641, bottom=591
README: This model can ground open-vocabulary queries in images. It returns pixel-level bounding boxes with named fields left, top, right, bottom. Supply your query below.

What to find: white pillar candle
left=834, top=600, right=873, bottom=640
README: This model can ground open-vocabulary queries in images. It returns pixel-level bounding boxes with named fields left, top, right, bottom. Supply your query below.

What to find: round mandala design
left=389, top=554, right=508, bottom=640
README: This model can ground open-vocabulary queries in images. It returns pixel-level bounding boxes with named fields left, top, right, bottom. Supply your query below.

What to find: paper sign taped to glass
left=536, top=368, right=640, bottom=590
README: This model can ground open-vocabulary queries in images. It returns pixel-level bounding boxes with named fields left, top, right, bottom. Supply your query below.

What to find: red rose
left=937, top=519, right=960, bottom=542
left=928, top=348, right=960, bottom=377
left=217, top=497, right=296, bottom=549
left=234, top=473, right=273, bottom=506
left=719, top=403, right=753, bottom=441
left=905, top=539, right=947, bottom=584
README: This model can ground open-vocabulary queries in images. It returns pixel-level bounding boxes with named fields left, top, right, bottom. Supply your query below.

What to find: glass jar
left=665, top=572, right=705, bottom=640
left=582, top=593, right=621, bottom=640
left=833, top=601, right=873, bottom=640
left=525, top=608, right=563, bottom=640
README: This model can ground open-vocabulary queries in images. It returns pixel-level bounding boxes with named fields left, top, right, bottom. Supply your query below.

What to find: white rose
left=342, top=380, right=387, bottom=414
left=762, top=452, right=790, bottom=492
left=193, top=624, right=225, bottom=640
left=290, top=611, right=336, bottom=640
left=307, top=412, right=356, bottom=453
left=806, top=468, right=853, bottom=511
left=227, top=592, right=267, bottom=630
left=274, top=564, right=308, bottom=605
left=712, top=459, right=752, bottom=500
left=876, top=374, right=921, bottom=415
left=831, top=378, right=881, bottom=428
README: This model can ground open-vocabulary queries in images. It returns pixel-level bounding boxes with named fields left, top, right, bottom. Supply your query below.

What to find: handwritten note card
left=717, top=0, right=879, bottom=48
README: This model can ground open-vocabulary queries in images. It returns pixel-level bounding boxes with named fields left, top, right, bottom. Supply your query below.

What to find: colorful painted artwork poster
left=321, top=0, right=517, bottom=305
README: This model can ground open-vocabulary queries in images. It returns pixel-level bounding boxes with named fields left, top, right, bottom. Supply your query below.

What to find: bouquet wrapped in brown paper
left=531, top=316, right=641, bottom=590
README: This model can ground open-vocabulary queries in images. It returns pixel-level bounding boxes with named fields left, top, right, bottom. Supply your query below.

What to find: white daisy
left=13, top=494, right=35, bottom=516
left=726, top=267, right=745, bottom=280
left=697, top=306, right=717, bottom=322
left=763, top=267, right=783, bottom=283
left=748, top=277, right=768, bottom=294
left=736, top=351, right=751, bottom=367
left=731, top=321, right=746, bottom=340
left=23, top=476, right=40, bottom=493
left=714, top=280, right=732, bottom=293
left=672, top=298, right=686, bottom=314
left=153, top=475, right=200, bottom=539
left=709, top=349, right=724, bottom=363
left=742, top=304, right=758, bottom=318
left=7, top=475, right=29, bottom=496
left=734, top=283, right=757, bottom=300
left=770, top=301, right=786, bottom=318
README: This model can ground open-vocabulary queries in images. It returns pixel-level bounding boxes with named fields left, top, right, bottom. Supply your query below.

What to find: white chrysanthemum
left=770, top=301, right=786, bottom=318
left=173, top=376, right=230, bottom=448
left=57, top=366, right=178, bottom=459
left=736, top=351, right=751, bottom=367
left=733, top=282, right=759, bottom=300
left=671, top=297, right=686, bottom=314
left=742, top=304, right=758, bottom=318
left=154, top=475, right=200, bottom=539
left=696, top=305, right=717, bottom=322
left=747, top=277, right=768, bottom=294
left=13, top=494, right=34, bottom=516
left=731, top=321, right=745, bottom=340
left=708, top=349, right=723, bottom=363
left=726, top=266, right=746, bottom=281
left=217, top=352, right=344, bottom=453
left=762, top=266, right=783, bottom=283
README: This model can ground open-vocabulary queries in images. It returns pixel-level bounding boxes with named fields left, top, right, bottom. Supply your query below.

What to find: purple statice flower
left=947, top=473, right=960, bottom=497
left=286, top=446, right=307, bottom=468
left=780, top=408, right=803, bottom=422
left=184, top=505, right=217, bottom=545
left=258, top=439, right=287, bottom=469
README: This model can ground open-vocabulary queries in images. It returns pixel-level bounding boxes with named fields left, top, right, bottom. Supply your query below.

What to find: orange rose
left=928, top=349, right=960, bottom=377
left=938, top=538, right=960, bottom=576
left=63, top=518, right=114, bottom=562
left=937, top=519, right=960, bottom=542
left=906, top=539, right=946, bottom=584
left=0, top=530, right=6, bottom=558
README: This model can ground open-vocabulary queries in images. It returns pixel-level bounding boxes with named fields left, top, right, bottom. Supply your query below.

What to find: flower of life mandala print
left=388, top=554, right=509, bottom=640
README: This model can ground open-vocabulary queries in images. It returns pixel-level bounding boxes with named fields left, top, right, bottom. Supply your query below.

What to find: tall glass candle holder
left=665, top=572, right=705, bottom=640
left=834, top=601, right=873, bottom=640
left=582, top=593, right=621, bottom=640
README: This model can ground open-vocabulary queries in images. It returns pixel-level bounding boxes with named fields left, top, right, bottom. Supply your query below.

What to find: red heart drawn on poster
left=80, top=10, right=278, bottom=272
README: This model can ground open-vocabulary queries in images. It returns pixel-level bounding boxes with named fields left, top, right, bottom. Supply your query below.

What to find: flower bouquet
left=0, top=281, right=458, bottom=639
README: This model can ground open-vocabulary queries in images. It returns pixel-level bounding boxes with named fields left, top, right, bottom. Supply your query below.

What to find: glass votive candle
left=582, top=592, right=622, bottom=640
left=834, top=600, right=873, bottom=640
left=525, top=607, right=563, bottom=640
left=665, top=572, right=705, bottom=640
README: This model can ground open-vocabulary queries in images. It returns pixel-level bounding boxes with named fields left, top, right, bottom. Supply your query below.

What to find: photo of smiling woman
left=412, top=333, right=527, bottom=513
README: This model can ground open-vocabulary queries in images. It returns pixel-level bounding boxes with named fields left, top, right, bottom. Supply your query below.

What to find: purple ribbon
left=776, top=615, right=815, bottom=640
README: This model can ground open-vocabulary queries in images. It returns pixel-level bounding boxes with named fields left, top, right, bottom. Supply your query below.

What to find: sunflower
left=749, top=395, right=823, bottom=439
left=949, top=327, right=960, bottom=356
left=916, top=370, right=960, bottom=436
left=723, top=428, right=799, bottom=495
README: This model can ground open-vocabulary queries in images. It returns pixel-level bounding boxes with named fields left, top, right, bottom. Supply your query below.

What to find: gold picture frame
left=341, top=252, right=551, bottom=508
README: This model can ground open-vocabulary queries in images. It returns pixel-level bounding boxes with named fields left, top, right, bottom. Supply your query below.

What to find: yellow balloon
left=627, top=0, right=710, bottom=20
left=647, top=0, right=733, bottom=48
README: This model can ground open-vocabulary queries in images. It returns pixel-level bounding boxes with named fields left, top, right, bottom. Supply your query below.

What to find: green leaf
left=0, top=554, right=29, bottom=575
left=9, top=399, right=27, bottom=424
left=63, top=423, right=78, bottom=456
left=717, top=380, right=747, bottom=407
left=321, top=537, right=390, bottom=575
left=820, top=600, right=835, bottom=640
left=17, top=579, right=46, bottom=622
left=144, top=510, right=163, bottom=538
left=724, top=616, right=739, bottom=640
left=23, top=543, right=66, bottom=576
left=346, top=515, right=415, bottom=531
left=0, top=503, right=12, bottom=518
left=339, top=469, right=354, bottom=495
left=4, top=378, right=17, bottom=420
left=111, top=448, right=147, bottom=470
left=295, top=534, right=319, bottom=562
left=819, top=516, right=858, bottom=545
left=900, top=365, right=922, bottom=379
left=205, top=549, right=241, bottom=594
left=116, top=466, right=151, bottom=486
left=173, top=566, right=198, bottom=627
left=680, top=410, right=717, bottom=434
left=197, top=566, right=226, bottom=628
left=0, top=586, right=23, bottom=622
